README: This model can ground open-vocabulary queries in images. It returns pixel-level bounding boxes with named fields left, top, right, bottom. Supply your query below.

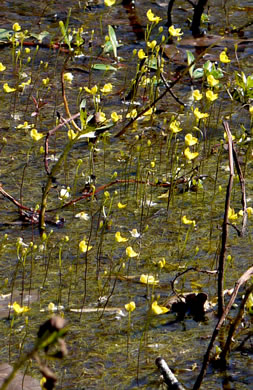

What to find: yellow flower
left=104, top=0, right=116, bottom=6
left=193, top=89, right=203, bottom=101
left=115, top=231, right=128, bottom=242
left=182, top=215, right=196, bottom=226
left=193, top=107, right=209, bottom=120
left=79, top=240, right=92, bottom=253
left=125, top=301, right=136, bottom=312
left=84, top=85, right=98, bottom=95
left=207, top=74, right=219, bottom=87
left=100, top=83, right=112, bottom=93
left=170, top=120, right=182, bottom=133
left=152, top=301, right=169, bottom=315
left=157, top=258, right=166, bottom=268
left=246, top=293, right=253, bottom=314
left=63, top=72, right=73, bottom=83
left=12, top=301, right=30, bottom=314
left=146, top=9, right=161, bottom=24
left=223, top=132, right=235, bottom=141
left=13, top=22, right=21, bottom=32
left=228, top=207, right=238, bottom=221
left=140, top=274, right=159, bottom=285
left=143, top=107, right=154, bottom=116
left=96, top=111, right=106, bottom=123
left=168, top=25, right=183, bottom=38
left=184, top=147, right=199, bottom=161
left=68, top=129, right=78, bottom=140
left=48, top=302, right=57, bottom=312
left=220, top=50, right=230, bottom=63
left=111, top=112, right=121, bottom=122
left=126, top=109, right=137, bottom=119
left=185, top=133, right=198, bottom=146
left=30, top=129, right=44, bottom=141
left=206, top=89, right=218, bottom=101
left=17, top=121, right=33, bottom=130
left=126, top=246, right=138, bottom=257
left=138, top=49, right=147, bottom=60
left=3, top=83, right=16, bottom=93
left=118, top=202, right=127, bottom=209
left=249, top=106, right=253, bottom=116
left=0, top=62, right=6, bottom=72
left=129, top=228, right=140, bottom=238
left=147, top=40, right=157, bottom=50
left=247, top=207, right=253, bottom=216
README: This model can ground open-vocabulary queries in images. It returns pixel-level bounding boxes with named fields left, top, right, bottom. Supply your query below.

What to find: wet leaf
left=91, top=63, right=117, bottom=71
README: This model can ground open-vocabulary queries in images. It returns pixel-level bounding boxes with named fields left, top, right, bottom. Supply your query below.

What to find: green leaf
left=247, top=75, right=253, bottom=89
left=192, top=68, right=204, bottom=79
left=0, top=29, right=12, bottom=41
left=147, top=56, right=157, bottom=70
left=59, top=20, right=71, bottom=50
left=108, top=25, right=118, bottom=59
left=30, top=31, right=50, bottom=42
left=203, top=60, right=212, bottom=72
left=186, top=50, right=195, bottom=78
left=91, top=63, right=117, bottom=71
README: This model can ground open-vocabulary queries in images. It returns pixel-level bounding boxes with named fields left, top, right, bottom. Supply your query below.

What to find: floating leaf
left=108, top=25, right=118, bottom=58
left=91, top=63, right=117, bottom=71
left=186, top=50, right=195, bottom=78
left=192, top=68, right=204, bottom=79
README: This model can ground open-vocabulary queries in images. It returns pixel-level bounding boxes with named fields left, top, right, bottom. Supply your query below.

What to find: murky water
left=0, top=1, right=252, bottom=389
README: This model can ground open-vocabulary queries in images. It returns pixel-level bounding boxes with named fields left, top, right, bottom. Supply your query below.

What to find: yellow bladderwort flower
left=63, top=72, right=73, bottom=83
left=220, top=50, right=230, bottom=63
left=3, top=83, right=16, bottom=93
left=146, top=9, right=162, bottom=24
left=185, top=133, right=198, bottom=146
left=0, top=62, right=6, bottom=71
left=79, top=239, right=92, bottom=253
left=11, top=301, right=30, bottom=314
left=100, top=83, right=112, bottom=93
left=207, top=74, right=219, bottom=87
left=125, top=301, right=136, bottom=312
left=84, top=85, right=98, bottom=95
left=228, top=207, right=238, bottom=222
left=168, top=25, right=183, bottom=40
left=249, top=106, right=253, bottom=117
left=13, top=22, right=21, bottom=32
left=223, top=132, right=235, bottom=141
left=68, top=129, right=78, bottom=140
left=30, top=129, right=44, bottom=141
left=126, top=246, right=138, bottom=257
left=194, top=107, right=209, bottom=120
left=111, top=111, right=121, bottom=122
left=138, top=49, right=147, bottom=59
left=192, top=89, right=203, bottom=101
left=206, top=89, right=218, bottom=101
left=104, top=0, right=116, bottom=6
left=170, top=120, right=182, bottom=133
left=246, top=293, right=253, bottom=315
left=96, top=111, right=106, bottom=123
left=182, top=215, right=196, bottom=226
left=17, top=121, right=33, bottom=130
left=115, top=231, right=128, bottom=243
left=126, top=109, right=137, bottom=119
left=140, top=274, right=159, bottom=285
left=184, top=147, right=199, bottom=161
left=118, top=202, right=127, bottom=209
left=152, top=301, right=169, bottom=315
left=157, top=258, right=166, bottom=268
left=147, top=40, right=157, bottom=50
left=143, top=107, right=154, bottom=116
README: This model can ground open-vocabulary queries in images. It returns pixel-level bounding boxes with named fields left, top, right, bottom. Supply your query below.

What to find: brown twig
left=156, top=357, right=186, bottom=390
left=193, top=266, right=253, bottom=390
left=219, top=276, right=253, bottom=365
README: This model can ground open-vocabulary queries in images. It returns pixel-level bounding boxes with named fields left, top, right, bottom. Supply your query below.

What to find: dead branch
left=155, top=357, right=186, bottom=390
left=192, top=265, right=253, bottom=390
